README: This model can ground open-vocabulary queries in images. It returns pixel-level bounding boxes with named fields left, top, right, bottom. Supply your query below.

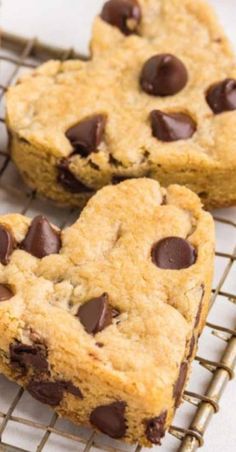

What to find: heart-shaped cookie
left=6, top=0, right=236, bottom=209
left=0, top=179, right=214, bottom=446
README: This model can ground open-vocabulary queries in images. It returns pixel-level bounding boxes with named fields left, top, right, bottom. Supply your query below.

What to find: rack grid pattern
left=0, top=31, right=235, bottom=452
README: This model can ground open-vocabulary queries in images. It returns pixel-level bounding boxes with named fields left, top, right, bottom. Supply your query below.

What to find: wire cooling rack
left=0, top=31, right=235, bottom=452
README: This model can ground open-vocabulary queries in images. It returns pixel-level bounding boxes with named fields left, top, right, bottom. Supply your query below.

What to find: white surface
left=0, top=1, right=236, bottom=452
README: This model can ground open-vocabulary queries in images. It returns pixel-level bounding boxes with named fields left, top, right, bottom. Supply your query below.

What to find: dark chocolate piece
left=150, top=110, right=196, bottom=141
left=140, top=54, right=188, bottom=96
left=66, top=115, right=106, bottom=157
left=90, top=401, right=127, bottom=438
left=76, top=293, right=114, bottom=335
left=10, top=342, right=48, bottom=374
left=145, top=411, right=167, bottom=445
left=0, top=225, right=15, bottom=265
left=151, top=237, right=197, bottom=270
left=57, top=159, right=94, bottom=193
left=27, top=379, right=83, bottom=406
left=101, top=0, right=141, bottom=35
left=27, top=381, right=64, bottom=406
left=21, top=215, right=61, bottom=258
left=206, top=78, right=236, bottom=114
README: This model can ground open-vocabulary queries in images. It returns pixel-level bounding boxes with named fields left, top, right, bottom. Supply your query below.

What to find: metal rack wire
left=0, top=30, right=235, bottom=452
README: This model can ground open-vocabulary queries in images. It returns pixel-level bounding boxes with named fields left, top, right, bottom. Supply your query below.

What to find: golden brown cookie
left=0, top=179, right=215, bottom=446
left=6, top=0, right=236, bottom=208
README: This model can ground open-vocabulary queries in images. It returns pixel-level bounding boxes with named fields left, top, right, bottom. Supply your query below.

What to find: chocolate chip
left=0, top=225, right=15, bottom=265
left=206, top=78, right=236, bottom=114
left=150, top=110, right=196, bottom=142
left=76, top=293, right=115, bottom=335
left=66, top=115, right=106, bottom=157
left=0, top=284, right=14, bottom=301
left=145, top=411, right=167, bottom=445
left=57, top=159, right=94, bottom=193
left=140, top=54, right=188, bottom=96
left=173, top=362, right=188, bottom=407
left=10, top=342, right=48, bottom=374
left=151, top=237, right=197, bottom=270
left=101, top=0, right=141, bottom=35
left=60, top=381, right=83, bottom=398
left=21, top=215, right=61, bottom=259
left=90, top=401, right=127, bottom=438
left=27, top=381, right=64, bottom=406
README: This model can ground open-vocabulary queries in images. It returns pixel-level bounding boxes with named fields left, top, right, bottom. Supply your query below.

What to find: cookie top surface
left=6, top=0, right=236, bottom=172
left=0, top=179, right=214, bottom=402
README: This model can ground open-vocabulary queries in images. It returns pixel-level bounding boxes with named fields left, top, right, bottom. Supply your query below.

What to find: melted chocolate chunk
left=10, top=342, right=48, bottom=374
left=0, top=284, right=14, bottom=301
left=66, top=115, right=106, bottom=157
left=101, top=0, right=141, bottom=35
left=57, top=159, right=94, bottom=193
left=0, top=225, right=15, bottom=265
left=90, top=401, right=127, bottom=438
left=27, top=381, right=64, bottom=406
left=21, top=215, right=61, bottom=259
left=145, top=411, right=167, bottom=445
left=173, top=362, right=188, bottom=407
left=150, top=110, right=196, bottom=142
left=77, top=293, right=115, bottom=335
left=151, top=237, right=197, bottom=270
left=27, top=379, right=83, bottom=406
left=206, top=78, right=236, bottom=114
left=140, top=54, right=188, bottom=96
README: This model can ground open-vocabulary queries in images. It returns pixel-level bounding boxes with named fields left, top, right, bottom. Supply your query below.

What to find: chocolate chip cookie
left=0, top=179, right=215, bottom=446
left=6, top=0, right=236, bottom=208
